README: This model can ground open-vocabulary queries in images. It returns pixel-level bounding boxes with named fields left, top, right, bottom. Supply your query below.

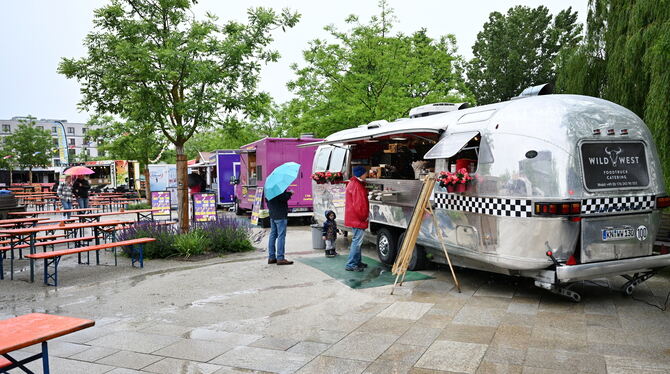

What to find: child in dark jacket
left=322, top=210, right=338, bottom=257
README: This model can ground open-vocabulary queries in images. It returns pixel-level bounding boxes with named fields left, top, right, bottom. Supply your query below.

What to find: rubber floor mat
left=299, top=255, right=433, bottom=289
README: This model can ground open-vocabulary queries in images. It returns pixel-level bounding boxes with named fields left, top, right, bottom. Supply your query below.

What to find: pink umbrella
left=64, top=166, right=95, bottom=175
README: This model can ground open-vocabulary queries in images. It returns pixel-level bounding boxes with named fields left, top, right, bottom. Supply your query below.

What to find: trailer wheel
left=408, top=243, right=429, bottom=271
left=377, top=228, right=399, bottom=265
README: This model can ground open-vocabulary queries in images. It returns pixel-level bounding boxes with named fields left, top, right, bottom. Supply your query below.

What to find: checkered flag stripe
left=581, top=195, right=655, bottom=215
left=433, top=193, right=532, bottom=218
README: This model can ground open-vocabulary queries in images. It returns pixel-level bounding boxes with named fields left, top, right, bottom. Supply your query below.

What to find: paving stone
left=452, top=306, right=505, bottom=327
left=143, top=357, right=222, bottom=374
left=363, top=360, right=413, bottom=374
left=140, top=323, right=194, bottom=337
left=490, top=325, right=532, bottom=349
left=476, top=362, right=523, bottom=374
left=87, top=331, right=180, bottom=354
left=521, top=367, right=564, bottom=374
left=529, top=326, right=588, bottom=352
left=186, top=328, right=263, bottom=346
left=506, top=300, right=538, bottom=315
left=415, top=340, right=488, bottom=374
left=524, top=348, right=606, bottom=374
left=323, top=331, right=398, bottom=361
left=584, top=314, right=621, bottom=328
left=583, top=298, right=617, bottom=316
left=468, top=296, right=513, bottom=309
left=250, top=336, right=299, bottom=351
left=473, top=283, right=515, bottom=299
left=408, top=368, right=453, bottom=374
left=585, top=326, right=648, bottom=346
left=377, top=301, right=434, bottom=320
left=56, top=326, right=113, bottom=344
left=69, top=346, right=119, bottom=362
left=19, top=356, right=113, bottom=374
left=106, top=369, right=145, bottom=374
left=356, top=317, right=414, bottom=336
left=303, top=329, right=348, bottom=344
left=397, top=326, right=442, bottom=347
left=44, top=340, right=91, bottom=357
left=438, top=323, right=497, bottom=345
left=295, top=355, right=369, bottom=374
left=415, top=313, right=453, bottom=328
left=482, top=346, right=527, bottom=366
left=499, top=313, right=536, bottom=328
left=378, top=343, right=426, bottom=364
left=212, top=367, right=274, bottom=374
left=210, top=346, right=312, bottom=374
left=287, top=341, right=330, bottom=356
left=96, top=350, right=162, bottom=370
left=605, top=354, right=670, bottom=373
left=153, top=338, right=234, bottom=361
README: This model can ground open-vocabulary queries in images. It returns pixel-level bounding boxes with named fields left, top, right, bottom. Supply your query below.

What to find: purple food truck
left=233, top=136, right=322, bottom=226
left=214, top=150, right=240, bottom=206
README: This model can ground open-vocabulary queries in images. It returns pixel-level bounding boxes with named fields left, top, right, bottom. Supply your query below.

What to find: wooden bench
left=0, top=234, right=66, bottom=246
left=0, top=236, right=96, bottom=281
left=25, top=238, right=156, bottom=286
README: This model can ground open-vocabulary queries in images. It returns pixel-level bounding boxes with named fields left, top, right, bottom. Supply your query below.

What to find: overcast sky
left=0, top=0, right=587, bottom=124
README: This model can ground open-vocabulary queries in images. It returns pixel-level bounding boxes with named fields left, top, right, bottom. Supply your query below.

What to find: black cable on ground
left=631, top=290, right=670, bottom=312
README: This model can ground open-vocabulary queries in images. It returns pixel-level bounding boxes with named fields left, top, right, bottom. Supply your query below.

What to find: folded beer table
left=0, top=313, right=94, bottom=373
left=73, top=208, right=162, bottom=223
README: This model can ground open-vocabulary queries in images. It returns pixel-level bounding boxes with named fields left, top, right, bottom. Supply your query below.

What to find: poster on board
left=151, top=191, right=171, bottom=216
left=193, top=193, right=217, bottom=222
left=250, top=187, right=264, bottom=226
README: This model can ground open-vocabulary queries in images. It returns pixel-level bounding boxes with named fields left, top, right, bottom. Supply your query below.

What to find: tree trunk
left=8, top=167, right=12, bottom=186
left=143, top=165, right=151, bottom=204
left=28, top=168, right=33, bottom=184
left=176, top=144, right=189, bottom=233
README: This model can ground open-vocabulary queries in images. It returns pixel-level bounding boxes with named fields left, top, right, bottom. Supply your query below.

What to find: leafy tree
left=58, top=0, right=300, bottom=232
left=282, top=0, right=473, bottom=137
left=85, top=114, right=168, bottom=198
left=467, top=6, right=582, bottom=104
left=556, top=0, right=670, bottom=187
left=2, top=116, right=53, bottom=183
left=0, top=141, right=17, bottom=185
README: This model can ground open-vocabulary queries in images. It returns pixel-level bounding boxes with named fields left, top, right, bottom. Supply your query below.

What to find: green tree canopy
left=86, top=114, right=168, bottom=197
left=58, top=0, right=300, bottom=231
left=556, top=0, right=670, bottom=187
left=281, top=1, right=472, bottom=138
left=467, top=5, right=582, bottom=105
left=2, top=116, right=53, bottom=182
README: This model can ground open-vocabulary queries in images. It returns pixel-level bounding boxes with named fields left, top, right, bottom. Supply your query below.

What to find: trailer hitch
left=622, top=271, right=656, bottom=296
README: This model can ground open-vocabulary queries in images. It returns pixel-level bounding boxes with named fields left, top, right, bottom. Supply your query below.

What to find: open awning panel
left=423, top=131, right=479, bottom=160
left=299, top=128, right=441, bottom=148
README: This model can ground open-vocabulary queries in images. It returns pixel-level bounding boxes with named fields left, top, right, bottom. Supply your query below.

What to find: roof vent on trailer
left=408, top=102, right=470, bottom=118
left=359, top=119, right=389, bottom=129
left=517, top=83, right=553, bottom=98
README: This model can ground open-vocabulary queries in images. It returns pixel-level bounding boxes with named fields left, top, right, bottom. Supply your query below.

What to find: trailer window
left=328, top=147, right=347, bottom=172
left=314, top=147, right=332, bottom=171
left=248, top=152, right=257, bottom=185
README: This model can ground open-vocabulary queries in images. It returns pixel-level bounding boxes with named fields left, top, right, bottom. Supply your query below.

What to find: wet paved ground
left=3, top=214, right=670, bottom=373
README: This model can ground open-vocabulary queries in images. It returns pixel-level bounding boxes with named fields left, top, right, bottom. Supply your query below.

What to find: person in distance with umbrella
left=266, top=188, right=293, bottom=265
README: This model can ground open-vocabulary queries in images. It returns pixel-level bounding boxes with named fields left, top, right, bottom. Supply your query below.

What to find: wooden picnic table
left=8, top=208, right=100, bottom=217
left=0, top=220, right=133, bottom=282
left=73, top=208, right=162, bottom=223
left=0, top=217, right=49, bottom=228
left=0, top=313, right=94, bottom=373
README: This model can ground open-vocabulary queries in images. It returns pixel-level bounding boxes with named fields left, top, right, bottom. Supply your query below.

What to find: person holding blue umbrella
left=265, top=162, right=301, bottom=265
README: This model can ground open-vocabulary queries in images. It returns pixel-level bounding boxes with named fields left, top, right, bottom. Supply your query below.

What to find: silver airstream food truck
left=305, top=89, right=670, bottom=301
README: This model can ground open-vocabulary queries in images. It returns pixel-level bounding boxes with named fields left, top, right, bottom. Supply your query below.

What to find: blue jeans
left=61, top=199, right=72, bottom=218
left=268, top=219, right=287, bottom=260
left=77, top=197, right=89, bottom=210
left=346, top=228, right=365, bottom=269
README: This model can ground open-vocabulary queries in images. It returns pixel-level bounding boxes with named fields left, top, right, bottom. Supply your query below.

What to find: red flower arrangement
left=312, top=171, right=344, bottom=184
left=437, top=168, right=473, bottom=192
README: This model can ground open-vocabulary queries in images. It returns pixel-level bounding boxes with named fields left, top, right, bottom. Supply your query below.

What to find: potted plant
left=325, top=171, right=343, bottom=183
left=437, top=168, right=473, bottom=193
left=311, top=172, right=327, bottom=184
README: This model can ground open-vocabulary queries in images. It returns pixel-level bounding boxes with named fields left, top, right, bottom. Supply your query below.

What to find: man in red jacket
left=345, top=166, right=369, bottom=271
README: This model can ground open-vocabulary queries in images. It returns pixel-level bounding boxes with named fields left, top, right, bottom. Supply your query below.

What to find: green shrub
left=118, top=222, right=178, bottom=259
left=173, top=230, right=210, bottom=258
left=127, top=202, right=152, bottom=210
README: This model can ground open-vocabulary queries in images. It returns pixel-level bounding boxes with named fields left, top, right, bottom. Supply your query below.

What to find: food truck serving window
left=580, top=141, right=649, bottom=190
left=314, top=147, right=331, bottom=171
left=424, top=131, right=481, bottom=160
left=328, top=147, right=347, bottom=172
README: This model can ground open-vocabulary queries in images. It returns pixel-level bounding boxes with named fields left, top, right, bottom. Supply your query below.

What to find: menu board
left=581, top=141, right=649, bottom=190
left=193, top=193, right=216, bottom=222
left=250, top=187, right=264, bottom=226
left=151, top=191, right=171, bottom=216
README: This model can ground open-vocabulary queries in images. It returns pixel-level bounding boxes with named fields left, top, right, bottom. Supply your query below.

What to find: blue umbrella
left=265, top=162, right=301, bottom=200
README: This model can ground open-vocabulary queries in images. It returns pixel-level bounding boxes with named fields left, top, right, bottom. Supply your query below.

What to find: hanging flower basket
left=311, top=172, right=327, bottom=184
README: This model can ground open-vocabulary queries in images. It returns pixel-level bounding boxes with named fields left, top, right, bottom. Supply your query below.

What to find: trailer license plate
left=293, top=208, right=308, bottom=212
left=601, top=227, right=635, bottom=241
